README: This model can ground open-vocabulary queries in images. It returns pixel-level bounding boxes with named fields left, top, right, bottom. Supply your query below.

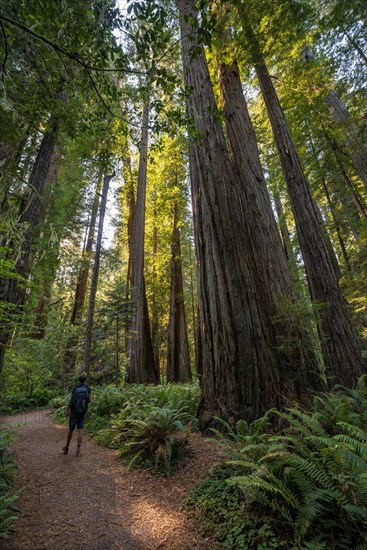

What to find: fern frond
left=336, top=422, right=367, bottom=444
left=337, top=446, right=367, bottom=472
left=285, top=455, right=333, bottom=489
left=288, top=408, right=327, bottom=437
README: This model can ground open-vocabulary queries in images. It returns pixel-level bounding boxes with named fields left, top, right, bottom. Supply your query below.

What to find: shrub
left=49, top=383, right=200, bottom=474
left=88, top=386, right=126, bottom=418
left=117, top=405, right=189, bottom=475
left=49, top=393, right=70, bottom=425
left=85, top=386, right=127, bottom=436
left=0, top=429, right=20, bottom=540
left=187, top=380, right=367, bottom=549
left=0, top=388, right=61, bottom=414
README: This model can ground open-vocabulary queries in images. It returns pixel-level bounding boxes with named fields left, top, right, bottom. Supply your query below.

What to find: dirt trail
left=1, top=411, right=221, bottom=550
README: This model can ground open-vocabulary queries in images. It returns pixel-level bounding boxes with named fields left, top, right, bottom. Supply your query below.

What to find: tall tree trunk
left=312, top=199, right=342, bottom=281
left=64, top=174, right=102, bottom=374
left=325, top=91, right=367, bottom=190
left=188, top=235, right=197, bottom=365
left=0, top=120, right=58, bottom=375
left=151, top=220, right=160, bottom=376
left=121, top=146, right=136, bottom=361
left=125, top=99, right=158, bottom=384
left=325, top=133, right=367, bottom=219
left=307, top=131, right=351, bottom=270
left=121, top=146, right=136, bottom=291
left=82, top=172, right=114, bottom=375
left=271, top=181, right=304, bottom=293
left=0, top=140, right=21, bottom=164
left=63, top=219, right=90, bottom=373
left=272, top=181, right=292, bottom=261
left=0, top=138, right=26, bottom=215
left=238, top=14, right=365, bottom=386
left=321, top=178, right=351, bottom=269
left=338, top=163, right=367, bottom=220
left=29, top=145, right=63, bottom=339
left=115, top=294, right=120, bottom=386
left=70, top=173, right=102, bottom=325
left=167, top=202, right=192, bottom=383
left=179, top=0, right=319, bottom=429
left=218, top=59, right=319, bottom=384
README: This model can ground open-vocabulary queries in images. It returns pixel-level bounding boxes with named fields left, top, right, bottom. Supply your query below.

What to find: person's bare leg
left=62, top=430, right=73, bottom=454
left=76, top=429, right=83, bottom=456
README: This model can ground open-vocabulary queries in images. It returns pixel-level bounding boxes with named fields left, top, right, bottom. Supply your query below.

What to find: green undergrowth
left=50, top=383, right=200, bottom=475
left=0, top=388, right=60, bottom=414
left=186, top=376, right=367, bottom=550
left=0, top=428, right=20, bottom=540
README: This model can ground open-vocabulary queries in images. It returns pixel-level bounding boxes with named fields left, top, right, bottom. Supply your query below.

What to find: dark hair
left=79, top=372, right=87, bottom=383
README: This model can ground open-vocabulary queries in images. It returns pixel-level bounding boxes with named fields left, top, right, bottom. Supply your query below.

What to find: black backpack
left=71, top=384, right=89, bottom=414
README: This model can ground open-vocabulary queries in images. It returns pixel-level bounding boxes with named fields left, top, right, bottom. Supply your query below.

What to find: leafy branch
left=0, top=14, right=146, bottom=76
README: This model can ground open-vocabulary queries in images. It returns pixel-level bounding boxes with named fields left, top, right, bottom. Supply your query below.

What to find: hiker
left=62, top=372, right=91, bottom=457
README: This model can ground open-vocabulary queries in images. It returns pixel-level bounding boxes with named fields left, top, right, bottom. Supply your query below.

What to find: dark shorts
left=69, top=413, right=86, bottom=431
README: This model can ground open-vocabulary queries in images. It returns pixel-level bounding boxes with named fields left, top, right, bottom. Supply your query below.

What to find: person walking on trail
left=62, top=372, right=91, bottom=457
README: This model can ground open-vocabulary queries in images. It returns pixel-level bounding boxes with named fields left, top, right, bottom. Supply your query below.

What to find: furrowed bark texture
left=126, top=100, right=158, bottom=384
left=240, top=17, right=365, bottom=385
left=272, top=183, right=292, bottom=261
left=179, top=0, right=317, bottom=428
left=167, top=203, right=192, bottom=383
left=219, top=60, right=320, bottom=389
left=30, top=146, right=62, bottom=339
left=325, top=133, right=367, bottom=219
left=0, top=121, right=58, bottom=375
left=83, top=173, right=114, bottom=374
left=121, top=147, right=136, bottom=357
left=151, top=222, right=160, bottom=374
left=122, top=146, right=136, bottom=292
left=325, top=91, right=367, bottom=191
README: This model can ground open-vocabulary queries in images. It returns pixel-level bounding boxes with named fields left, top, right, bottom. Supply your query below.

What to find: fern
left=117, top=405, right=189, bottom=475
left=188, top=377, right=367, bottom=549
left=0, top=429, right=19, bottom=539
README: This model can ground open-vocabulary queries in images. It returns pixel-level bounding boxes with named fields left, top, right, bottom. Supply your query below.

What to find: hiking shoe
left=75, top=448, right=82, bottom=457
left=62, top=446, right=68, bottom=455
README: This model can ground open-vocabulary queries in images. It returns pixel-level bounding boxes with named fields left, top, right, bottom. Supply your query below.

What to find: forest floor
left=2, top=410, right=222, bottom=550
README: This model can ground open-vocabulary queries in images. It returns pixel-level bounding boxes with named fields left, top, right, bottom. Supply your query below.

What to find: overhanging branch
left=0, top=14, right=146, bottom=76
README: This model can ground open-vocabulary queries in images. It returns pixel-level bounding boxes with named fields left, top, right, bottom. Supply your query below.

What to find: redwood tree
left=125, top=99, right=158, bottom=384
left=236, top=10, right=365, bottom=386
left=70, top=174, right=102, bottom=325
left=179, top=0, right=320, bottom=429
left=83, top=172, right=114, bottom=374
left=166, top=202, right=192, bottom=383
left=0, top=119, right=58, bottom=374
left=325, top=91, right=367, bottom=191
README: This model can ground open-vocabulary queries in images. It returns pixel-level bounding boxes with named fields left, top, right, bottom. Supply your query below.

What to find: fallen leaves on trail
left=2, top=411, right=222, bottom=550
